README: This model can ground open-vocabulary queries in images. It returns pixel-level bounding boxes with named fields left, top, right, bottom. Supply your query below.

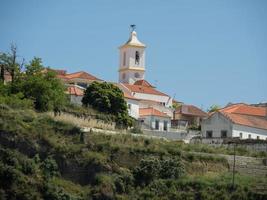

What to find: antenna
left=130, top=24, right=136, bottom=32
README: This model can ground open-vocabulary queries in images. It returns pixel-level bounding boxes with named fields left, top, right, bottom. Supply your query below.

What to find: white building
left=139, top=107, right=171, bottom=131
left=118, top=30, right=146, bottom=84
left=118, top=28, right=173, bottom=128
left=202, top=104, right=267, bottom=141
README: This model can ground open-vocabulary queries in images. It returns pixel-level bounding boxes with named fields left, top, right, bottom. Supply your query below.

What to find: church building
left=117, top=28, right=173, bottom=131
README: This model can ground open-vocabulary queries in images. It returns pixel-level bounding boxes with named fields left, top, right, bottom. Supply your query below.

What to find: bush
left=133, top=157, right=185, bottom=186
left=42, top=156, right=59, bottom=178
left=82, top=82, right=133, bottom=128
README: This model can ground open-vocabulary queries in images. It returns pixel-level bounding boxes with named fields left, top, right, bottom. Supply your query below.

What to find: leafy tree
left=16, top=57, right=67, bottom=111
left=82, top=81, right=133, bottom=128
left=207, top=104, right=221, bottom=113
left=0, top=44, right=22, bottom=83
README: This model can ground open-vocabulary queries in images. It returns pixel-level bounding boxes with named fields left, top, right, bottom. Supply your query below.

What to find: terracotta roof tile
left=67, top=85, right=84, bottom=96
left=221, top=111, right=267, bottom=130
left=211, top=104, right=267, bottom=130
left=139, top=108, right=170, bottom=118
left=134, top=80, right=154, bottom=87
left=64, top=71, right=101, bottom=81
left=220, top=103, right=266, bottom=117
left=123, top=84, right=169, bottom=97
left=175, top=105, right=208, bottom=117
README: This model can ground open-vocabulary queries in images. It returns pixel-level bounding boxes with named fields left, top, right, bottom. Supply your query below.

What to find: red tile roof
left=123, top=92, right=140, bottom=100
left=64, top=71, right=101, bottom=81
left=139, top=108, right=170, bottom=118
left=216, top=104, right=267, bottom=130
left=67, top=85, right=84, bottom=96
left=221, top=112, right=267, bottom=130
left=175, top=105, right=208, bottom=117
left=123, top=83, right=169, bottom=97
left=220, top=103, right=266, bottom=117
left=134, top=80, right=154, bottom=87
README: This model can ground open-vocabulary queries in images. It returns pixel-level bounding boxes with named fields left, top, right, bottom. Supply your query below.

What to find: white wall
left=119, top=46, right=146, bottom=84
left=119, top=70, right=145, bottom=84
left=125, top=98, right=139, bottom=119
left=141, top=115, right=171, bottom=131
left=120, top=47, right=145, bottom=69
left=201, top=112, right=232, bottom=138
left=139, top=100, right=173, bottom=118
left=232, top=124, right=267, bottom=140
left=132, top=92, right=172, bottom=107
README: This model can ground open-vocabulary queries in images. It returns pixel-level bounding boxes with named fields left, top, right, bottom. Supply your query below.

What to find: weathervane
left=130, top=24, right=136, bottom=32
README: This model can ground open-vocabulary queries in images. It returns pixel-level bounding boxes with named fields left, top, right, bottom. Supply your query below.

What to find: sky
left=0, top=0, right=266, bottom=110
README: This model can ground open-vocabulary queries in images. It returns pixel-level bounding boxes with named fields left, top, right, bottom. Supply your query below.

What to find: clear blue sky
left=1, top=0, right=266, bottom=110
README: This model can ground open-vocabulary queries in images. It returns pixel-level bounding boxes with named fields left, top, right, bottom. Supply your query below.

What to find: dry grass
left=47, top=112, right=115, bottom=130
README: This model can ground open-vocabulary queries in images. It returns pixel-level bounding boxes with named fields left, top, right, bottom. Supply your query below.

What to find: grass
left=48, top=112, right=116, bottom=130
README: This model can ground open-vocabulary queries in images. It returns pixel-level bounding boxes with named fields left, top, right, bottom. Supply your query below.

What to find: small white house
left=139, top=107, right=171, bottom=131
left=67, top=85, right=85, bottom=106
left=202, top=104, right=267, bottom=141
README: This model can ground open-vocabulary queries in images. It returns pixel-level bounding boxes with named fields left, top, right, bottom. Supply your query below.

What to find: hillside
left=0, top=105, right=267, bottom=200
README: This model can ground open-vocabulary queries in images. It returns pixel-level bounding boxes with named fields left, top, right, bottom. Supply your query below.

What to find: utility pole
left=232, top=142, right=236, bottom=190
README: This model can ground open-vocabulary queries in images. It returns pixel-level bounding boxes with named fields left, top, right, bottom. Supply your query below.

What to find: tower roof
left=120, top=31, right=146, bottom=48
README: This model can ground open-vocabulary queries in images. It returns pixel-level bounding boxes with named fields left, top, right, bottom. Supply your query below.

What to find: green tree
left=207, top=104, right=221, bottom=113
left=11, top=57, right=67, bottom=111
left=82, top=81, right=133, bottom=128
left=0, top=44, right=21, bottom=83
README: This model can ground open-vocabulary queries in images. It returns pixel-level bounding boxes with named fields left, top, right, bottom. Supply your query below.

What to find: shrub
left=42, top=156, right=59, bottom=178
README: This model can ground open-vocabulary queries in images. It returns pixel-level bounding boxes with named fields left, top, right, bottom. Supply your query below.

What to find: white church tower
left=119, top=26, right=146, bottom=84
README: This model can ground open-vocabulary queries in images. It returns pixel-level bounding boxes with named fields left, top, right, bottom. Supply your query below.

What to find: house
left=57, top=71, right=102, bottom=88
left=172, top=104, right=208, bottom=129
left=66, top=85, right=85, bottom=106
left=139, top=107, right=171, bottom=131
left=201, top=103, right=267, bottom=141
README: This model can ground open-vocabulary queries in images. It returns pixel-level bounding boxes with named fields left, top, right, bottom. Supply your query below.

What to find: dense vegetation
left=0, top=106, right=266, bottom=200
left=82, top=81, right=133, bottom=128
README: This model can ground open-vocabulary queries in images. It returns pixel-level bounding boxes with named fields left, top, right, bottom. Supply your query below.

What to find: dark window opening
left=206, top=131, right=213, bottom=138
left=155, top=120, right=159, bottom=130
left=163, top=121, right=168, bottom=131
left=221, top=130, right=227, bottom=138
left=135, top=51, right=140, bottom=65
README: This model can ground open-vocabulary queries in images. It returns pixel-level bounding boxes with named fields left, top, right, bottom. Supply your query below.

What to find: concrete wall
left=125, top=98, right=139, bottom=119
left=201, top=112, right=232, bottom=138
left=232, top=124, right=267, bottom=140
left=70, top=95, right=83, bottom=106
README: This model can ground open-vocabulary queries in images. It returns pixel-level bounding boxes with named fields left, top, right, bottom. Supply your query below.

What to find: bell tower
left=119, top=25, right=146, bottom=84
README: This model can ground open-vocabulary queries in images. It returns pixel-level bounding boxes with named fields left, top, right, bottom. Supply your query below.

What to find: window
left=221, top=130, right=227, bottom=138
left=127, top=104, right=131, bottom=110
left=206, top=131, right=213, bottom=138
left=135, top=51, right=140, bottom=65
left=257, top=136, right=260, bottom=140
left=163, top=121, right=168, bottom=131
left=123, top=52, right=126, bottom=66
left=239, top=132, right=243, bottom=139
left=122, top=73, right=126, bottom=80
left=248, top=134, right=251, bottom=139
left=134, top=72, right=140, bottom=78
left=155, top=120, right=159, bottom=130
